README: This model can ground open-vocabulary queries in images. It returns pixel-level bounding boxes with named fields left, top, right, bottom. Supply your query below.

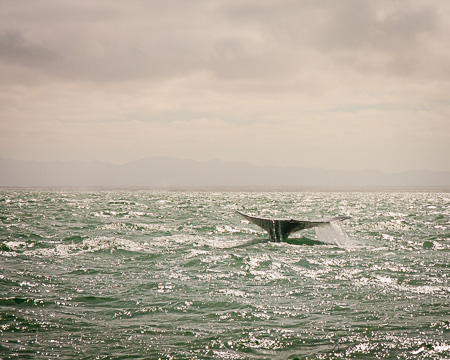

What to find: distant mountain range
left=1, top=157, right=449, bottom=190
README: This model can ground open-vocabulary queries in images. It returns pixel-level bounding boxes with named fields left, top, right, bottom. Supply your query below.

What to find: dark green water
left=0, top=191, right=449, bottom=359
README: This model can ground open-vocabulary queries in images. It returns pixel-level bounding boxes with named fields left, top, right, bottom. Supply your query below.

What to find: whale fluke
left=237, top=211, right=350, bottom=242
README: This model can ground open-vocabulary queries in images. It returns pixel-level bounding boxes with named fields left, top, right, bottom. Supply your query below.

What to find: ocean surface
left=0, top=190, right=449, bottom=359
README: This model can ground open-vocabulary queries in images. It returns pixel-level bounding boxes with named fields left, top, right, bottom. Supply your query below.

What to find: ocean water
left=0, top=190, right=449, bottom=360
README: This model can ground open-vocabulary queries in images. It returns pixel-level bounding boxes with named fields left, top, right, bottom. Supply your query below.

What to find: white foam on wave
left=3, top=241, right=27, bottom=251
left=23, top=236, right=146, bottom=257
left=154, top=234, right=254, bottom=249
left=101, top=222, right=171, bottom=232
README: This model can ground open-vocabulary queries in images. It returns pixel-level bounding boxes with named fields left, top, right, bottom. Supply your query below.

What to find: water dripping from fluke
left=315, top=221, right=353, bottom=249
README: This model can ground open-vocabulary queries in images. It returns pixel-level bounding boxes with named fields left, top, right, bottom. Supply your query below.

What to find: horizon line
left=1, top=156, right=449, bottom=175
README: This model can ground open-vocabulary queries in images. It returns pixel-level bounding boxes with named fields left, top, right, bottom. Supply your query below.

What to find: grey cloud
left=314, top=2, right=442, bottom=79
left=0, top=31, right=55, bottom=66
left=0, top=0, right=448, bottom=86
left=316, top=2, right=436, bottom=51
left=223, top=0, right=437, bottom=49
left=0, top=2, right=306, bottom=84
left=0, top=1, right=208, bottom=82
left=222, top=0, right=445, bottom=80
left=2, top=1, right=119, bottom=26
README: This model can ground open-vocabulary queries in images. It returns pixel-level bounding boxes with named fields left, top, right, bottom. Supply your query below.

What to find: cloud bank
left=1, top=0, right=449, bottom=171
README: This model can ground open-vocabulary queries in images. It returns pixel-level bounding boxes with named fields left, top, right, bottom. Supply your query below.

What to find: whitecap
left=23, top=236, right=146, bottom=257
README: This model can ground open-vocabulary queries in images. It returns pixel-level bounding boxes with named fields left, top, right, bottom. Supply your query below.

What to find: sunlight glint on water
left=0, top=191, right=449, bottom=359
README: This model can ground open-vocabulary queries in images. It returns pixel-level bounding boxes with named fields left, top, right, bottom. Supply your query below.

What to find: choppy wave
left=1, top=191, right=449, bottom=359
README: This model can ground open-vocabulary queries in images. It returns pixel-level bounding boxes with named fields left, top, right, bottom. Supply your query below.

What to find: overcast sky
left=1, top=0, right=449, bottom=172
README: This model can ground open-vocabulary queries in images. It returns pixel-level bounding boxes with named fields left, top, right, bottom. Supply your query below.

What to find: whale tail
left=237, top=211, right=350, bottom=242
